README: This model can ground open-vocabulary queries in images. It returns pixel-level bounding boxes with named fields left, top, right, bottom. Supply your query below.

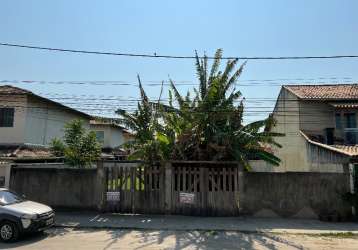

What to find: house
left=0, top=85, right=91, bottom=146
left=90, top=119, right=133, bottom=149
left=262, top=84, right=358, bottom=172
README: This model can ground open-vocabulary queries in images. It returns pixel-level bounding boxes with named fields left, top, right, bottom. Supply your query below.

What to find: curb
left=53, top=224, right=358, bottom=236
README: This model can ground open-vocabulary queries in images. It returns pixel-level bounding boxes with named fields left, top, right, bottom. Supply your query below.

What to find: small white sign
left=106, top=192, right=120, bottom=202
left=180, top=192, right=195, bottom=204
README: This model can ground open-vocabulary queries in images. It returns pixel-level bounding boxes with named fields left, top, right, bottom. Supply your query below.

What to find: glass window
left=345, top=113, right=357, bottom=128
left=0, top=108, right=15, bottom=127
left=0, top=190, right=24, bottom=205
left=335, top=113, right=342, bottom=129
left=95, top=131, right=105, bottom=144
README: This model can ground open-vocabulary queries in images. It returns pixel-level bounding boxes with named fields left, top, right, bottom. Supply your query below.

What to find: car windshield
left=0, top=190, right=24, bottom=205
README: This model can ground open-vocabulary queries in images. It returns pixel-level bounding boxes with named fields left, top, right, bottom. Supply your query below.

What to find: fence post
left=238, top=163, right=245, bottom=214
left=349, top=163, right=356, bottom=217
left=96, top=161, right=106, bottom=212
left=164, top=162, right=172, bottom=214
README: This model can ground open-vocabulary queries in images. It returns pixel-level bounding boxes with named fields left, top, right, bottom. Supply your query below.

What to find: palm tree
left=163, top=49, right=283, bottom=168
left=118, top=49, right=283, bottom=169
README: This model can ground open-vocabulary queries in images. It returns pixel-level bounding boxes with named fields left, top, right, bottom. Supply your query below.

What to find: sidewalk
left=54, top=212, right=358, bottom=235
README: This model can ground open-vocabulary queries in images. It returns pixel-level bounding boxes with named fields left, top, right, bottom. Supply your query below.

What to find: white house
left=90, top=119, right=133, bottom=149
left=0, top=85, right=91, bottom=146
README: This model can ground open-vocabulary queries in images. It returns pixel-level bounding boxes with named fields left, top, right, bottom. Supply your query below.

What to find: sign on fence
left=179, top=192, right=195, bottom=204
left=106, top=192, right=120, bottom=202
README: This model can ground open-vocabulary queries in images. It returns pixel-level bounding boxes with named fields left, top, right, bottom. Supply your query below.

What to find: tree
left=118, top=49, right=283, bottom=169
left=116, top=75, right=170, bottom=164
left=50, top=119, right=101, bottom=167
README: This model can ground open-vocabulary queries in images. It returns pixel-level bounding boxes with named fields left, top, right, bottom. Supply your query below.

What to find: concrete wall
left=0, top=163, right=11, bottom=188
left=90, top=124, right=125, bottom=148
left=240, top=172, right=352, bottom=219
left=8, top=163, right=353, bottom=219
left=0, top=95, right=27, bottom=144
left=299, top=101, right=335, bottom=137
left=271, top=88, right=303, bottom=171
left=10, top=164, right=102, bottom=210
left=24, top=96, right=90, bottom=145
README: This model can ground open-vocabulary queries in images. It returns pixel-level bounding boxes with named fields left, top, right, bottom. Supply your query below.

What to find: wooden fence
left=102, top=161, right=242, bottom=216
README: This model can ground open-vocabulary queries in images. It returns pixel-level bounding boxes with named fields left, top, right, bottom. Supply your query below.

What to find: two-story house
left=0, top=85, right=91, bottom=146
left=263, top=84, right=358, bottom=172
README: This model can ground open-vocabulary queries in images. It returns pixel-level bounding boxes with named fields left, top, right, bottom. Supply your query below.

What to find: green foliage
left=49, top=138, right=65, bottom=157
left=118, top=49, right=283, bottom=168
left=50, top=119, right=101, bottom=167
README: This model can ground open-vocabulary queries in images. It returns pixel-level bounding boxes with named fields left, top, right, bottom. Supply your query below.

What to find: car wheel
left=0, top=221, right=19, bottom=242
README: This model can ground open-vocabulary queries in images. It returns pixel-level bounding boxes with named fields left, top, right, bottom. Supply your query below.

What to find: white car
left=0, top=188, right=54, bottom=242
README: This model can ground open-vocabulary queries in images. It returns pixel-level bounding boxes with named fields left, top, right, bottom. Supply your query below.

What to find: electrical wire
left=2, top=42, right=358, bottom=60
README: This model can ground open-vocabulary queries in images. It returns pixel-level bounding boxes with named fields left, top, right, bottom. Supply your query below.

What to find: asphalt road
left=1, top=228, right=358, bottom=250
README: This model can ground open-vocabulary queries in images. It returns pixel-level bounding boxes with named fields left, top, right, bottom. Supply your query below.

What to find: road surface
left=1, top=228, right=358, bottom=249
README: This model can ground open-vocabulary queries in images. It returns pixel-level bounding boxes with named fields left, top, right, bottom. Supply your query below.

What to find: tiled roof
left=332, top=145, right=358, bottom=156
left=300, top=131, right=358, bottom=157
left=284, top=84, right=358, bottom=100
left=330, top=103, right=358, bottom=109
left=0, top=85, right=32, bottom=95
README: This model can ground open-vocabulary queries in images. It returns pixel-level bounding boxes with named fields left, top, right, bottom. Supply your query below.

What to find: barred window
left=0, top=108, right=15, bottom=127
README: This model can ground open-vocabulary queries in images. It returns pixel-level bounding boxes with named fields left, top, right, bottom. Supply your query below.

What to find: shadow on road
left=0, top=227, right=72, bottom=249
left=102, top=229, right=305, bottom=250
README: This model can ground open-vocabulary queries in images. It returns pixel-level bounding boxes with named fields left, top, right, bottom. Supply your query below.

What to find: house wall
left=0, top=95, right=27, bottom=144
left=271, top=88, right=304, bottom=171
left=90, top=124, right=125, bottom=148
left=265, top=88, right=347, bottom=173
left=24, top=96, right=90, bottom=145
left=299, top=101, right=335, bottom=137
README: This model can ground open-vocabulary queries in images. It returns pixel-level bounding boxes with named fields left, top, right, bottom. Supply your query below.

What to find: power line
left=1, top=79, right=356, bottom=88
left=2, top=42, right=358, bottom=60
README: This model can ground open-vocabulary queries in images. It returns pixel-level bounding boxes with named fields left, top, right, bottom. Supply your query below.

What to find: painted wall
left=24, top=96, right=90, bottom=145
left=271, top=88, right=304, bottom=171
left=0, top=94, right=90, bottom=146
left=0, top=95, right=27, bottom=144
left=90, top=124, right=126, bottom=148
left=267, top=88, right=346, bottom=173
left=299, top=101, right=335, bottom=137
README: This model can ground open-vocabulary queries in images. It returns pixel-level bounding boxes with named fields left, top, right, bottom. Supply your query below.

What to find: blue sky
left=1, top=0, right=358, bottom=121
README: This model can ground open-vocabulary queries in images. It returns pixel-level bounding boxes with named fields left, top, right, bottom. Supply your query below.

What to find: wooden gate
left=170, top=162, right=240, bottom=216
left=103, top=161, right=241, bottom=216
left=104, top=162, right=165, bottom=214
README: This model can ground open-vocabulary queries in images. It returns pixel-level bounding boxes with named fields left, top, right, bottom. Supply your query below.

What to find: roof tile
left=284, top=84, right=358, bottom=100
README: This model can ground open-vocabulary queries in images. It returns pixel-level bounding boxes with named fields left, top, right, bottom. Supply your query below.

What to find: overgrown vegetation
left=50, top=119, right=101, bottom=167
left=118, top=49, right=283, bottom=168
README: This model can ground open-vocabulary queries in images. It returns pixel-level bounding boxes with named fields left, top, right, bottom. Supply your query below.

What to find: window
left=335, top=113, right=342, bottom=129
left=95, top=131, right=105, bottom=144
left=345, top=113, right=357, bottom=128
left=344, top=113, right=357, bottom=145
left=0, top=108, right=14, bottom=127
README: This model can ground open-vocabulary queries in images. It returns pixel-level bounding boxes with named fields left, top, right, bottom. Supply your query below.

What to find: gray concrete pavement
left=54, top=212, right=358, bottom=235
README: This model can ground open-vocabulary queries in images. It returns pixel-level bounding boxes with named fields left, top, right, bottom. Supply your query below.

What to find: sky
left=1, top=0, right=358, bottom=121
